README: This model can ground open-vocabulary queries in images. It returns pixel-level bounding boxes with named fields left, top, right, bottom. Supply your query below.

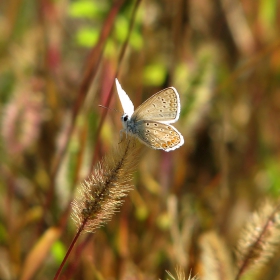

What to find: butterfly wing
left=133, top=87, right=180, bottom=124
left=135, top=120, right=184, bottom=151
left=115, top=78, right=134, bottom=117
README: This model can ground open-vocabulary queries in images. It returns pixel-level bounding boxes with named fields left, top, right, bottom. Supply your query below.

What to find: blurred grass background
left=1, top=0, right=280, bottom=279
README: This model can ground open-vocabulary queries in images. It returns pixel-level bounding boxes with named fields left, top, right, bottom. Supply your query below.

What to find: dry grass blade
left=199, top=231, right=234, bottom=280
left=20, top=227, right=62, bottom=280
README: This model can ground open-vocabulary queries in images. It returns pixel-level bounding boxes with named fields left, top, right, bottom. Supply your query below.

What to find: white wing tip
left=115, top=78, right=134, bottom=117
left=115, top=78, right=122, bottom=100
left=115, top=78, right=121, bottom=87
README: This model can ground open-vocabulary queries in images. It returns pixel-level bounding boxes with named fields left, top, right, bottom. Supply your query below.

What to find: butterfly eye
left=123, top=115, right=128, bottom=121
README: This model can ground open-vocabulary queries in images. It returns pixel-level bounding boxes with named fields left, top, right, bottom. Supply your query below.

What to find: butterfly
left=115, top=78, right=184, bottom=152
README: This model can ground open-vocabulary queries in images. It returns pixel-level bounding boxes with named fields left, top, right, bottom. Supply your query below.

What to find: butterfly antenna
left=98, top=105, right=121, bottom=113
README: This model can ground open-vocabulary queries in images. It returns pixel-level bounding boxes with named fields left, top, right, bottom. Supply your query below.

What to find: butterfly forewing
left=133, top=87, right=180, bottom=123
left=135, top=120, right=184, bottom=151
left=115, top=78, right=134, bottom=117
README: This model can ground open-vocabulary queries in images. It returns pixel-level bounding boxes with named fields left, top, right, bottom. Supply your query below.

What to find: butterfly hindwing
left=135, top=120, right=184, bottom=151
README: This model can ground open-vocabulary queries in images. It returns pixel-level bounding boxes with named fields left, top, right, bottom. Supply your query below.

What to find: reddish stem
left=53, top=219, right=87, bottom=280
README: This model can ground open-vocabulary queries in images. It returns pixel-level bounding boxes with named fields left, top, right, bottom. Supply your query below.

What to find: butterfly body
left=116, top=79, right=184, bottom=152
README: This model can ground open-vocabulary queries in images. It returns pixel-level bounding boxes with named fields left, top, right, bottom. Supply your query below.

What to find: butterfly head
left=121, top=113, right=130, bottom=129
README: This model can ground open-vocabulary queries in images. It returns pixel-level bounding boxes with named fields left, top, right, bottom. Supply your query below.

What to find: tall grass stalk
left=53, top=137, right=140, bottom=279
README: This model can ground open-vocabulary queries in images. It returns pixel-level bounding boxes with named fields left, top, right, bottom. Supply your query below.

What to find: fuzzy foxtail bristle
left=165, top=266, right=199, bottom=280
left=71, top=137, right=140, bottom=233
left=236, top=201, right=280, bottom=279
